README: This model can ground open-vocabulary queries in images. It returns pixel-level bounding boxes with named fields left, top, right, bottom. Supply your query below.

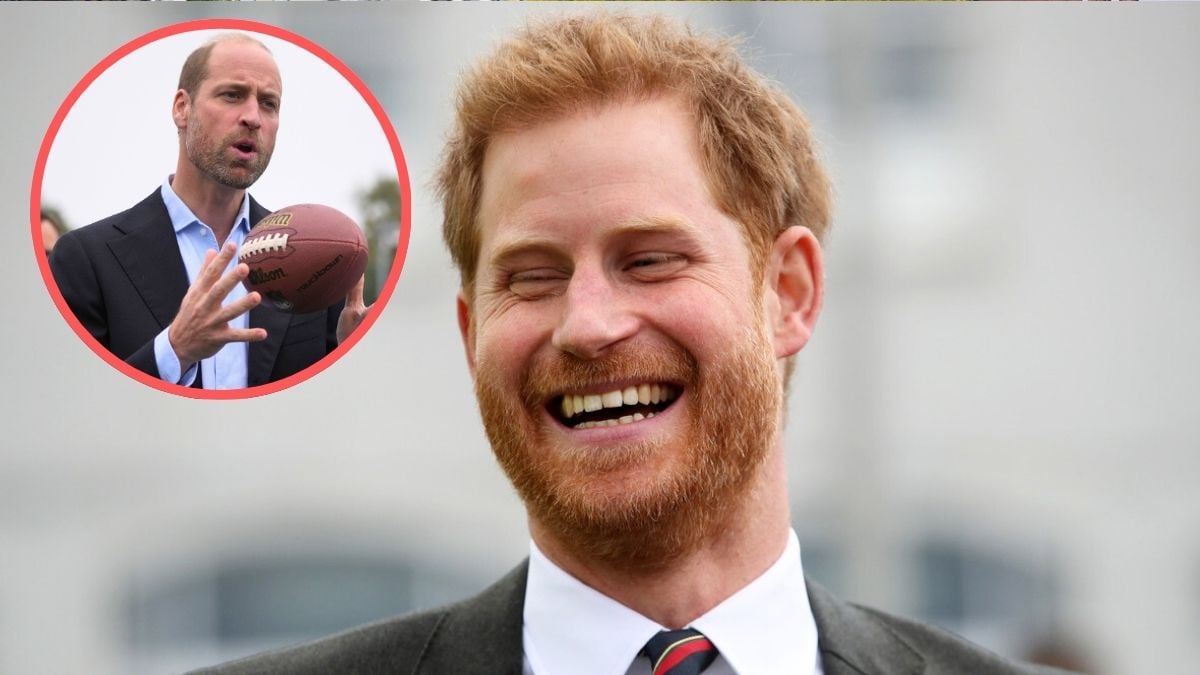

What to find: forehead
left=476, top=97, right=729, bottom=252
left=201, top=40, right=281, bottom=91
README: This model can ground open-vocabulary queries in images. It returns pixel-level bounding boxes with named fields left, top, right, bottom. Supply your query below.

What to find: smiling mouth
left=550, top=383, right=680, bottom=430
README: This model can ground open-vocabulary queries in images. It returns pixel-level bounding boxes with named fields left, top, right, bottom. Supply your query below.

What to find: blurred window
left=125, top=553, right=478, bottom=674
left=914, top=537, right=1058, bottom=655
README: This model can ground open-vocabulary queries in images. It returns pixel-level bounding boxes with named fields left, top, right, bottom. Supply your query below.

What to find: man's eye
left=508, top=270, right=566, bottom=298
left=627, top=253, right=686, bottom=276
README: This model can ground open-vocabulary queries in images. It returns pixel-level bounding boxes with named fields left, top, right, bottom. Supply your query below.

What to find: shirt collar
left=160, top=174, right=252, bottom=236
left=523, top=529, right=820, bottom=675
left=691, top=529, right=821, bottom=674
left=524, top=540, right=661, bottom=675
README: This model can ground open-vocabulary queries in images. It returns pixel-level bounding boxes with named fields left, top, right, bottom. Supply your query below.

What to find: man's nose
left=551, top=267, right=639, bottom=360
left=239, top=100, right=262, bottom=130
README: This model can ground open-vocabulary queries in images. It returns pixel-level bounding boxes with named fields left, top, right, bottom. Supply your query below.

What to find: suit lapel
left=418, top=561, right=528, bottom=675
left=106, top=191, right=191, bottom=330
left=807, top=579, right=924, bottom=675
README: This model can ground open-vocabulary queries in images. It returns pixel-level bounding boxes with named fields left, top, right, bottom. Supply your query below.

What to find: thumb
left=346, top=274, right=365, bottom=308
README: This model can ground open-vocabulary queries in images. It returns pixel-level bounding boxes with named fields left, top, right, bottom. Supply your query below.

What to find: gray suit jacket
left=193, top=560, right=1068, bottom=675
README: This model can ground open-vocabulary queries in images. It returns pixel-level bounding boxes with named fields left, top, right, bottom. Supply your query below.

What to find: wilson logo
left=248, top=267, right=287, bottom=284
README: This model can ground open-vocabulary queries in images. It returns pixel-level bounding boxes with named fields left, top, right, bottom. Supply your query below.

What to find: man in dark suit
left=199, top=13, right=1066, bottom=674
left=50, top=33, right=363, bottom=389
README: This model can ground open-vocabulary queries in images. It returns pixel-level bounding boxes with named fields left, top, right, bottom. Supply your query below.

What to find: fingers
left=170, top=243, right=264, bottom=364
left=215, top=290, right=262, bottom=323
left=182, top=249, right=219, bottom=304
left=224, top=327, right=269, bottom=344
left=205, top=261, right=251, bottom=307
left=197, top=242, right=239, bottom=291
left=187, top=243, right=242, bottom=311
left=197, top=248, right=219, bottom=279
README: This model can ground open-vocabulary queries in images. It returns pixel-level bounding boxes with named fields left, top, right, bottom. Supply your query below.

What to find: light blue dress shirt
left=152, top=176, right=253, bottom=389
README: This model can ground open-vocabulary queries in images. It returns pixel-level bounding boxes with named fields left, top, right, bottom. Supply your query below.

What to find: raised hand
left=168, top=241, right=268, bottom=369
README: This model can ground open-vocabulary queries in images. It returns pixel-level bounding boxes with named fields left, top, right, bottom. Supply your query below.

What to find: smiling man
left=197, top=13, right=1065, bottom=675
left=50, top=33, right=359, bottom=390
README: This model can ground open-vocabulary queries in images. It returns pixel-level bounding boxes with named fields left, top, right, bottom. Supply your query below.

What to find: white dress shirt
left=522, top=529, right=824, bottom=675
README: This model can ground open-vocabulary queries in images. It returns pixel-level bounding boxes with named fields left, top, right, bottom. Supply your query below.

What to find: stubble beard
left=475, top=322, right=782, bottom=574
left=184, top=113, right=272, bottom=190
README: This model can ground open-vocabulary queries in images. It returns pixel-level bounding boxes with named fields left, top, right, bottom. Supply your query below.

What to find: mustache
left=519, top=341, right=697, bottom=410
left=226, top=131, right=262, bottom=145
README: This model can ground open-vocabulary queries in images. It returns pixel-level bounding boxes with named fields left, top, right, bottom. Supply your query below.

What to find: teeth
left=560, top=383, right=678, bottom=428
left=601, top=390, right=623, bottom=408
left=575, top=414, right=649, bottom=430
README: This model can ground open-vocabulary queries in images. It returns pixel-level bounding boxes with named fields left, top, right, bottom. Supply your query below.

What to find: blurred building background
left=2, top=4, right=1198, bottom=674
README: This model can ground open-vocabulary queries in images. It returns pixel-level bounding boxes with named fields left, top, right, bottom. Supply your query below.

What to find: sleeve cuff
left=154, top=329, right=197, bottom=387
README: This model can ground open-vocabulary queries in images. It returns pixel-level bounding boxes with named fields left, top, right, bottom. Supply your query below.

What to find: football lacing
left=239, top=232, right=290, bottom=259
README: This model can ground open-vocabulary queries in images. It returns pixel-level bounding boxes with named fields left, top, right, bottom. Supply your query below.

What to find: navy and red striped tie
left=642, top=628, right=719, bottom=675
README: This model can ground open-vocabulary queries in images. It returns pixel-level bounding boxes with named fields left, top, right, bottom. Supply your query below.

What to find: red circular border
left=31, top=18, right=412, bottom=400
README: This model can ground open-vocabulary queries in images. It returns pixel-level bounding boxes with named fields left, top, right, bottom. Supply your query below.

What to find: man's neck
left=171, top=163, right=245, bottom=245
left=530, top=449, right=792, bottom=629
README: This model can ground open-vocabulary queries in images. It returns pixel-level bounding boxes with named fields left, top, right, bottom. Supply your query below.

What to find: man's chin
left=546, top=452, right=681, bottom=514
left=216, top=153, right=270, bottom=189
left=508, top=440, right=720, bottom=571
left=532, top=485, right=723, bottom=573
left=214, top=168, right=262, bottom=191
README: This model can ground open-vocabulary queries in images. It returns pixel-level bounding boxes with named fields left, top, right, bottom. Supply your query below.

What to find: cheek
left=641, top=282, right=762, bottom=351
left=474, top=314, right=541, bottom=386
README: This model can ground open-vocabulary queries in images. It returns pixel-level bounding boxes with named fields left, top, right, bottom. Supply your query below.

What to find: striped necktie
left=642, top=628, right=719, bottom=675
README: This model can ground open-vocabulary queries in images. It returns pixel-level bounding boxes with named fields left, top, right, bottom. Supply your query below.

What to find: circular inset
left=33, top=19, right=411, bottom=399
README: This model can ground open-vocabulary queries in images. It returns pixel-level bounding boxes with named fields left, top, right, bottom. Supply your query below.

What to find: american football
left=238, top=204, right=369, bottom=314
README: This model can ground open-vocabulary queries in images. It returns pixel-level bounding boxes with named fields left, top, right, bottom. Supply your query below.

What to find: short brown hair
left=177, top=33, right=272, bottom=98
left=437, top=12, right=832, bottom=292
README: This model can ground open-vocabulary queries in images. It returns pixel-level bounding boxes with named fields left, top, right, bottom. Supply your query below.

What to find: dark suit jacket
left=50, top=190, right=341, bottom=387
left=192, top=560, right=1070, bottom=675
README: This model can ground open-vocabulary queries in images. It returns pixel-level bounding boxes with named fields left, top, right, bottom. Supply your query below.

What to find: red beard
left=474, top=322, right=781, bottom=573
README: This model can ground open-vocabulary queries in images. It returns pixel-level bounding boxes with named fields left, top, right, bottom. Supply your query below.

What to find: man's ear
left=764, top=226, right=824, bottom=359
left=172, top=90, right=190, bottom=132
left=456, top=289, right=477, bottom=376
